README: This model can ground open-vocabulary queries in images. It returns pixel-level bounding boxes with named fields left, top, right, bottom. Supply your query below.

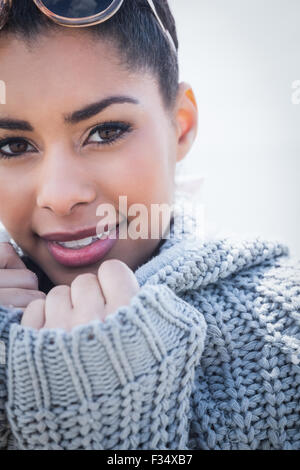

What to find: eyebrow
left=64, top=95, right=139, bottom=125
left=0, top=119, right=33, bottom=132
left=0, top=95, right=139, bottom=131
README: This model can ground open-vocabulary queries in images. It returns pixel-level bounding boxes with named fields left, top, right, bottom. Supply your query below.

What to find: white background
left=171, top=0, right=300, bottom=259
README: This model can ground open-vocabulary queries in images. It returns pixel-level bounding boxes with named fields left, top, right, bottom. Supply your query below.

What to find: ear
left=173, top=82, right=198, bottom=163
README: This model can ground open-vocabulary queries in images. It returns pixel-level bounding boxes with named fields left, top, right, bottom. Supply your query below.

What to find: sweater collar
left=134, top=189, right=290, bottom=293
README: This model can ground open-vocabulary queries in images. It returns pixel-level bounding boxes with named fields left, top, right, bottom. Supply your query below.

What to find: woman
left=0, top=0, right=299, bottom=450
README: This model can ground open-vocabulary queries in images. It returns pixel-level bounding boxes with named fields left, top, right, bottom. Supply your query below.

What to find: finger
left=0, top=243, right=26, bottom=269
left=98, top=259, right=140, bottom=312
left=0, top=268, right=39, bottom=289
left=71, top=273, right=105, bottom=322
left=21, top=298, right=45, bottom=329
left=0, top=288, right=46, bottom=308
left=43, top=285, right=72, bottom=330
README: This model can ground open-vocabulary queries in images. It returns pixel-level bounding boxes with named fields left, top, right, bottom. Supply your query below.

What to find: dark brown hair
left=1, top=0, right=179, bottom=113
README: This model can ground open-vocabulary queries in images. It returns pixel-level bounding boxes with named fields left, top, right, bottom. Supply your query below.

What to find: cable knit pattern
left=0, top=309, right=22, bottom=449
left=186, top=257, right=300, bottom=450
left=5, top=284, right=207, bottom=450
left=0, top=189, right=299, bottom=449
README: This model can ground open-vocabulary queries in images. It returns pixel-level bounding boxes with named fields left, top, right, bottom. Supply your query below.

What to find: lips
left=45, top=224, right=120, bottom=267
left=40, top=223, right=119, bottom=242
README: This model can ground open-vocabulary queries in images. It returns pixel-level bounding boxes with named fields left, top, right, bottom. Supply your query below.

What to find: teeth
left=56, top=230, right=111, bottom=249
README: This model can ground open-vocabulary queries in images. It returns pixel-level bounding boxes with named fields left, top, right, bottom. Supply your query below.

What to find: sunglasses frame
left=0, top=0, right=177, bottom=53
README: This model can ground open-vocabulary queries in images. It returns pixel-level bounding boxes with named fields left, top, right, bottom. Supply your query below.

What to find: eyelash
left=0, top=120, right=133, bottom=160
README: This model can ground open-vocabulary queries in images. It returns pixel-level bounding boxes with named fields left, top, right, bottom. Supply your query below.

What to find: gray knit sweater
left=0, top=190, right=299, bottom=450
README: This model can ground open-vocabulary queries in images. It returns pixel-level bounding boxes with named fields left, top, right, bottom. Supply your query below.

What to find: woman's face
left=0, top=29, right=197, bottom=286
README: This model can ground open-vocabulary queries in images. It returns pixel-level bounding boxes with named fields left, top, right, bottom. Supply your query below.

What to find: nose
left=36, top=146, right=96, bottom=216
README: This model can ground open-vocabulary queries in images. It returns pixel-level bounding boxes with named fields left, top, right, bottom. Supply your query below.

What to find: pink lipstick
left=45, top=225, right=119, bottom=267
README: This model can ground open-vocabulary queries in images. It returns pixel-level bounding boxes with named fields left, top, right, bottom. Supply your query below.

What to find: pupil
left=101, top=129, right=118, bottom=140
left=10, top=142, right=27, bottom=153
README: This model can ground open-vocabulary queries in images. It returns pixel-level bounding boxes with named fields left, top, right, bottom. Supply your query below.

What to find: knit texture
left=0, top=189, right=299, bottom=450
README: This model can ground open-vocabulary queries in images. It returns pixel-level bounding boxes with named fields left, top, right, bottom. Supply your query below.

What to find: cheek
left=95, top=127, right=170, bottom=202
left=121, top=127, right=173, bottom=198
left=0, top=174, right=33, bottom=235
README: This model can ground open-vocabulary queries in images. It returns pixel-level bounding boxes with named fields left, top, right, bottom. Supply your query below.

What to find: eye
left=0, top=121, right=133, bottom=161
left=85, top=121, right=133, bottom=147
left=0, top=138, right=36, bottom=159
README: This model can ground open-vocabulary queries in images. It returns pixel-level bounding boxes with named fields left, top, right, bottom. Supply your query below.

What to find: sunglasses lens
left=41, top=0, right=115, bottom=19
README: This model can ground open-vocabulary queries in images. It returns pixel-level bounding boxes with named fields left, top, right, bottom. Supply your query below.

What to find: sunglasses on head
left=0, top=0, right=176, bottom=53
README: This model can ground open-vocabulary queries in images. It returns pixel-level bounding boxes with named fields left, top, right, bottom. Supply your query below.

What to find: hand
left=21, top=259, right=140, bottom=331
left=0, top=242, right=46, bottom=311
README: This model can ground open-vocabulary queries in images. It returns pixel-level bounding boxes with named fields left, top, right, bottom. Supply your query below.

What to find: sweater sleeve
left=0, top=307, right=23, bottom=449
left=4, top=284, right=207, bottom=450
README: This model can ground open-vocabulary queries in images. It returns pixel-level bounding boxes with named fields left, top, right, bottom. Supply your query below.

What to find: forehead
left=0, top=29, right=161, bottom=115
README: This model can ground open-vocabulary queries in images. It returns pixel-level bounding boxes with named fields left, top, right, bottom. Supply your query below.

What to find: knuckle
left=101, top=258, right=124, bottom=269
left=48, top=285, right=69, bottom=296
left=99, top=259, right=135, bottom=283
left=37, top=291, right=47, bottom=299
left=30, top=290, right=46, bottom=300
left=99, top=259, right=128, bottom=276
left=25, top=270, right=39, bottom=288
left=72, top=273, right=97, bottom=285
left=28, top=297, right=45, bottom=307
